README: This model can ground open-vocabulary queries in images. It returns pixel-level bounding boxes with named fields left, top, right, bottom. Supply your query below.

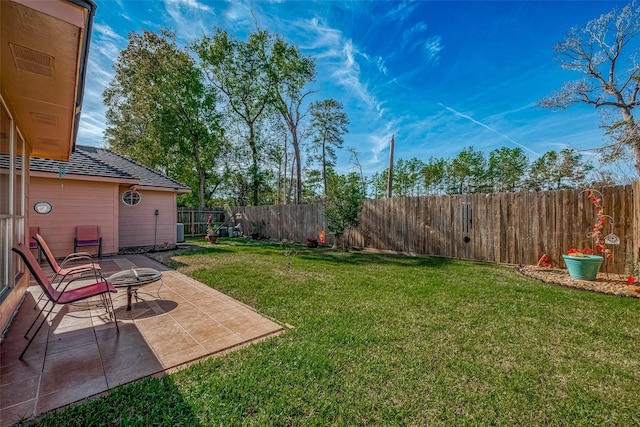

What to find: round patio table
left=108, top=268, right=163, bottom=310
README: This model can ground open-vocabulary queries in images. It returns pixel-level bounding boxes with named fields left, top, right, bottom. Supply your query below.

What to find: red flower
left=628, top=275, right=635, bottom=283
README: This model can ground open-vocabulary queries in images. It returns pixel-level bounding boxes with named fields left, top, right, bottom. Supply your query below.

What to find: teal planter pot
left=562, top=254, right=603, bottom=280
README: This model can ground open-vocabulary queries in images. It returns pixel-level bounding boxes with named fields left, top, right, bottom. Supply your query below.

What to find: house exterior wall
left=28, top=177, right=119, bottom=258
left=1, top=0, right=96, bottom=337
left=118, top=188, right=177, bottom=248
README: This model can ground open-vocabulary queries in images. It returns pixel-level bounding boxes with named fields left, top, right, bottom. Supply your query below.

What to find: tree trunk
left=387, top=135, right=394, bottom=198
left=322, top=140, right=328, bottom=196
left=248, top=123, right=260, bottom=205
left=191, top=134, right=207, bottom=208
left=292, top=132, right=302, bottom=204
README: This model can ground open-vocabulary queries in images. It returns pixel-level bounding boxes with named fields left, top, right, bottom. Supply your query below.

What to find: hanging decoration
left=582, top=188, right=613, bottom=259
left=58, top=163, right=67, bottom=179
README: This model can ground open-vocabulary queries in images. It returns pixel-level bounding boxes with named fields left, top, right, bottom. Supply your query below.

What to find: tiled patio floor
left=0, top=254, right=284, bottom=426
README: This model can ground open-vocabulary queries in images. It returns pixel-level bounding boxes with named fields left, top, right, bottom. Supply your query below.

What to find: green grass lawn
left=33, top=238, right=640, bottom=426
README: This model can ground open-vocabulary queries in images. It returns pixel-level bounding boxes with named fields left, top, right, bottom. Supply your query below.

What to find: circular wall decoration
left=121, top=190, right=141, bottom=206
left=34, top=201, right=52, bottom=214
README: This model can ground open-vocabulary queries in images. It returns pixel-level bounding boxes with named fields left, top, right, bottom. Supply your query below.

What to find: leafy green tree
left=325, top=172, right=366, bottom=251
left=268, top=35, right=317, bottom=204
left=540, top=1, right=640, bottom=175
left=194, top=29, right=273, bottom=206
left=308, top=99, right=349, bottom=196
left=302, top=169, right=324, bottom=202
left=407, top=158, right=426, bottom=196
left=103, top=29, right=226, bottom=208
left=524, top=148, right=592, bottom=191
left=446, top=147, right=487, bottom=194
left=525, top=151, right=558, bottom=191
left=487, top=147, right=528, bottom=193
left=392, top=158, right=425, bottom=196
left=557, top=148, right=593, bottom=188
left=421, top=157, right=447, bottom=195
left=370, top=170, right=389, bottom=199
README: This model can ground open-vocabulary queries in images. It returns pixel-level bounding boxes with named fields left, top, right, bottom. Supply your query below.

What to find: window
left=121, top=190, right=141, bottom=206
left=0, top=102, right=10, bottom=299
left=0, top=97, right=25, bottom=301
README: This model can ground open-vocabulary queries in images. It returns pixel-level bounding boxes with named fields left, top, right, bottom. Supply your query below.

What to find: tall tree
left=194, top=29, right=273, bottom=205
left=370, top=170, right=388, bottom=199
left=446, top=147, right=487, bottom=194
left=325, top=171, right=366, bottom=251
left=103, top=29, right=225, bottom=208
left=421, top=157, right=447, bottom=195
left=539, top=1, right=640, bottom=174
left=268, top=35, right=317, bottom=204
left=487, top=147, right=528, bottom=193
left=524, top=149, right=592, bottom=191
left=308, top=99, right=350, bottom=196
left=393, top=158, right=425, bottom=197
left=348, top=148, right=367, bottom=195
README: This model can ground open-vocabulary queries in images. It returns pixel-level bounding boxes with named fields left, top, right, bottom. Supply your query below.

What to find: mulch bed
left=517, top=265, right=640, bottom=298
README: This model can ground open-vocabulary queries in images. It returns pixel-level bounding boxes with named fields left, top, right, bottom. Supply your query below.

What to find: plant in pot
left=250, top=220, right=265, bottom=240
left=204, top=214, right=217, bottom=244
left=562, top=189, right=612, bottom=280
left=563, top=247, right=603, bottom=280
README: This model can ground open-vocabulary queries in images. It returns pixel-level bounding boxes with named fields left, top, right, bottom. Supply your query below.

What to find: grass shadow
left=29, top=375, right=202, bottom=427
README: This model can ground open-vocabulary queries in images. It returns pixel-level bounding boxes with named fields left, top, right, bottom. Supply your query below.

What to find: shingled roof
left=30, top=145, right=191, bottom=192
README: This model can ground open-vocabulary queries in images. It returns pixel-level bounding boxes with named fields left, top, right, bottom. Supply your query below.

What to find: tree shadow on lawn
left=32, top=375, right=202, bottom=426
left=293, top=247, right=465, bottom=269
left=170, top=239, right=491, bottom=271
left=146, top=245, right=236, bottom=269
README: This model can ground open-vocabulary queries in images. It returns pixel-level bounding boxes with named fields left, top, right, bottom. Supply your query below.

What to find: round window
left=122, top=190, right=141, bottom=206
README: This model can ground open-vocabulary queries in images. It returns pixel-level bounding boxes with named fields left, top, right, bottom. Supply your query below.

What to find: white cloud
left=422, top=36, right=443, bottom=64
left=386, top=1, right=420, bottom=23
left=402, top=21, right=427, bottom=47
left=165, top=0, right=212, bottom=12
left=77, top=112, right=107, bottom=146
left=93, top=23, right=126, bottom=42
left=162, top=0, right=214, bottom=40
left=375, top=56, right=389, bottom=75
left=300, top=18, right=385, bottom=116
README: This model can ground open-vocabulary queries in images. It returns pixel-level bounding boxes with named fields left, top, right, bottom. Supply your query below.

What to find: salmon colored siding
left=28, top=177, right=119, bottom=258
left=118, top=188, right=177, bottom=248
left=28, top=179, right=180, bottom=258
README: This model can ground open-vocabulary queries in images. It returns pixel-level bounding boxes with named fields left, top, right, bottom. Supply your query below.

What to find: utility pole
left=386, top=134, right=394, bottom=198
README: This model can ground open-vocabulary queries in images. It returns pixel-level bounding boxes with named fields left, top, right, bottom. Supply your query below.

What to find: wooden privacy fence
left=177, top=208, right=224, bottom=237
left=234, top=184, right=638, bottom=274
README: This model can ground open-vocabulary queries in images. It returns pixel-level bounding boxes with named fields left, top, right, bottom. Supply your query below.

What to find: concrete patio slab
left=0, top=254, right=284, bottom=426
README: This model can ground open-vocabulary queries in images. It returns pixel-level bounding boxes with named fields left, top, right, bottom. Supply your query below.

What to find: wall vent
left=10, top=43, right=54, bottom=78
left=31, top=113, right=58, bottom=127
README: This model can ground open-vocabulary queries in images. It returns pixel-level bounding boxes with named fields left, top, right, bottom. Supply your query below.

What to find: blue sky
left=78, top=0, right=636, bottom=176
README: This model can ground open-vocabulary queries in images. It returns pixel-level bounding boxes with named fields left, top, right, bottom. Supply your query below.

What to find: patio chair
left=12, top=244, right=119, bottom=359
left=34, top=233, right=101, bottom=286
left=74, top=225, right=102, bottom=258
left=28, top=226, right=42, bottom=264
